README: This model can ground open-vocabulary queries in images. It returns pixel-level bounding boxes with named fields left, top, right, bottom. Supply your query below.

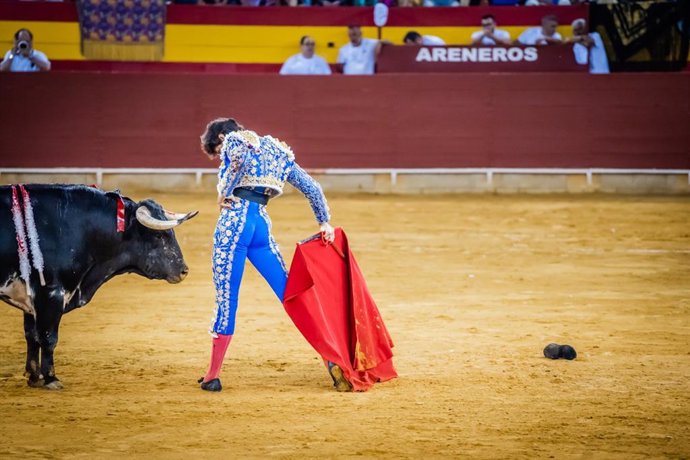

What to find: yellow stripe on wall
left=164, top=24, right=575, bottom=63
left=1, top=20, right=574, bottom=64
left=163, top=25, right=385, bottom=63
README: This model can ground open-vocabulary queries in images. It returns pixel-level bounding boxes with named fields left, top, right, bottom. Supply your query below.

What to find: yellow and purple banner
left=77, top=0, right=166, bottom=61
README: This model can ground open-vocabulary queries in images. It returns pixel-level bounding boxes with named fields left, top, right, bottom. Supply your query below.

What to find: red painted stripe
left=166, top=5, right=374, bottom=26
left=0, top=1, right=78, bottom=21
left=168, top=5, right=588, bottom=26
left=385, top=5, right=588, bottom=27
left=0, top=2, right=587, bottom=27
left=50, top=60, right=281, bottom=73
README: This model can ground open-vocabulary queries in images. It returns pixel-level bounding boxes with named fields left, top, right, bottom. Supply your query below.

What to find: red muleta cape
left=283, top=228, right=397, bottom=391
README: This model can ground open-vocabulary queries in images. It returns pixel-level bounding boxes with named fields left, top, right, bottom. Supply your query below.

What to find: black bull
left=0, top=184, right=197, bottom=389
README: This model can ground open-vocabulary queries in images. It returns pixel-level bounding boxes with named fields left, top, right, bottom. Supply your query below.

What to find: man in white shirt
left=337, top=25, right=382, bottom=75
left=517, top=14, right=563, bottom=46
left=403, top=31, right=446, bottom=46
left=569, top=18, right=610, bottom=74
left=280, top=36, right=332, bottom=75
left=471, top=15, right=511, bottom=46
left=0, top=29, right=51, bottom=72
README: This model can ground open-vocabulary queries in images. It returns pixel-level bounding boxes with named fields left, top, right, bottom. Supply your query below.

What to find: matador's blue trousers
left=210, top=199, right=288, bottom=336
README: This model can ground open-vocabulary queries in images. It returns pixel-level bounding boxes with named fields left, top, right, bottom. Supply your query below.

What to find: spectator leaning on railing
left=471, top=14, right=511, bottom=46
left=0, top=29, right=50, bottom=72
left=337, top=25, right=391, bottom=75
left=567, top=18, right=610, bottom=74
left=403, top=31, right=445, bottom=46
left=516, top=14, right=562, bottom=46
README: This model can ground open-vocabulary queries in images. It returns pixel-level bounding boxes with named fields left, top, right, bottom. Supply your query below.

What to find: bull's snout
left=167, top=265, right=189, bottom=284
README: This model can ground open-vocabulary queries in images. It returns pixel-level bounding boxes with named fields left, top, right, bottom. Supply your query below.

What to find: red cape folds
left=283, top=228, right=397, bottom=391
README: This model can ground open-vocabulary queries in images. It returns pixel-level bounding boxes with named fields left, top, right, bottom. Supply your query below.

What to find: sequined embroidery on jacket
left=216, top=130, right=330, bottom=224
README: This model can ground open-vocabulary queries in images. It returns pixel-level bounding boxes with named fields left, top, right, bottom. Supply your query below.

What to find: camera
left=17, top=40, right=29, bottom=50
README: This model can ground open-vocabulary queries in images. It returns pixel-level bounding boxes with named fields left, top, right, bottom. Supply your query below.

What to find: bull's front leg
left=23, top=313, right=43, bottom=388
left=38, top=314, right=63, bottom=390
left=34, top=292, right=65, bottom=390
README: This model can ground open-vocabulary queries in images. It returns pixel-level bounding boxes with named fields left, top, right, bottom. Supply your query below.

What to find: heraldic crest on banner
left=590, top=1, right=689, bottom=71
left=77, top=0, right=166, bottom=61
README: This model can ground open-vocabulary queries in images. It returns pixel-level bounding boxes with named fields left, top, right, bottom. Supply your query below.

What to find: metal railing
left=1, top=167, right=689, bottom=187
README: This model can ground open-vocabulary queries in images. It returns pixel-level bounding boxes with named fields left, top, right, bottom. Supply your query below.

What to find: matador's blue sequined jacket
left=217, top=129, right=331, bottom=224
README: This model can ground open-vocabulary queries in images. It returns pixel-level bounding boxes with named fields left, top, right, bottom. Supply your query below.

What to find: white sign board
left=374, top=3, right=389, bottom=28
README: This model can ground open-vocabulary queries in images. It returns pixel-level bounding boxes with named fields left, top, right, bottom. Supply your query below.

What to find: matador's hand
left=218, top=194, right=239, bottom=209
left=320, top=222, right=335, bottom=244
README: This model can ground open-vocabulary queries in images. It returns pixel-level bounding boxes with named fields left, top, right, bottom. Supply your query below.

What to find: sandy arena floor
left=1, top=191, right=689, bottom=458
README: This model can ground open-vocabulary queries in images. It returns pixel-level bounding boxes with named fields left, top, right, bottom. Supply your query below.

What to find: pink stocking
left=203, top=334, right=233, bottom=382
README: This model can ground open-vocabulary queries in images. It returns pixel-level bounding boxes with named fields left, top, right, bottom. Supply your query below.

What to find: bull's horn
left=164, top=210, right=197, bottom=222
left=136, top=206, right=198, bottom=231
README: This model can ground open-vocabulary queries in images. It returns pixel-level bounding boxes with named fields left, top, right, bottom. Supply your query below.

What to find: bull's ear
left=164, top=210, right=199, bottom=222
left=136, top=206, right=183, bottom=231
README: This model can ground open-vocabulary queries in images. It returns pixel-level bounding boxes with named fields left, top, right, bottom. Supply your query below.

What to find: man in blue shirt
left=0, top=29, right=51, bottom=72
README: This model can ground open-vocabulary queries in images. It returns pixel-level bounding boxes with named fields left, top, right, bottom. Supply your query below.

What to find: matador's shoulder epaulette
left=265, top=135, right=295, bottom=161
left=229, top=130, right=261, bottom=150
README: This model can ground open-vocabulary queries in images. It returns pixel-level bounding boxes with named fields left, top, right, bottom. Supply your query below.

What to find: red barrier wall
left=1, top=73, right=688, bottom=169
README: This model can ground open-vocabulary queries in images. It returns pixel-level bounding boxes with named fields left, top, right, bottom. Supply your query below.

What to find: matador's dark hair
left=200, top=117, right=243, bottom=157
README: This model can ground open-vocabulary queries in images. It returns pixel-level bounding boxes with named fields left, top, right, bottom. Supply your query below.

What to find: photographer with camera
left=1, top=29, right=51, bottom=72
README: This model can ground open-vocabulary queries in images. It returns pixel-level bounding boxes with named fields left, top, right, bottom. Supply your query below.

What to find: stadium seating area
left=0, top=1, right=586, bottom=72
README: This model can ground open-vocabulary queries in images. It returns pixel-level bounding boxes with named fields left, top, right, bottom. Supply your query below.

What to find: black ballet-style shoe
left=199, top=377, right=222, bottom=392
left=559, top=345, right=577, bottom=360
left=543, top=343, right=561, bottom=359
left=543, top=343, right=577, bottom=360
left=327, top=361, right=353, bottom=392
